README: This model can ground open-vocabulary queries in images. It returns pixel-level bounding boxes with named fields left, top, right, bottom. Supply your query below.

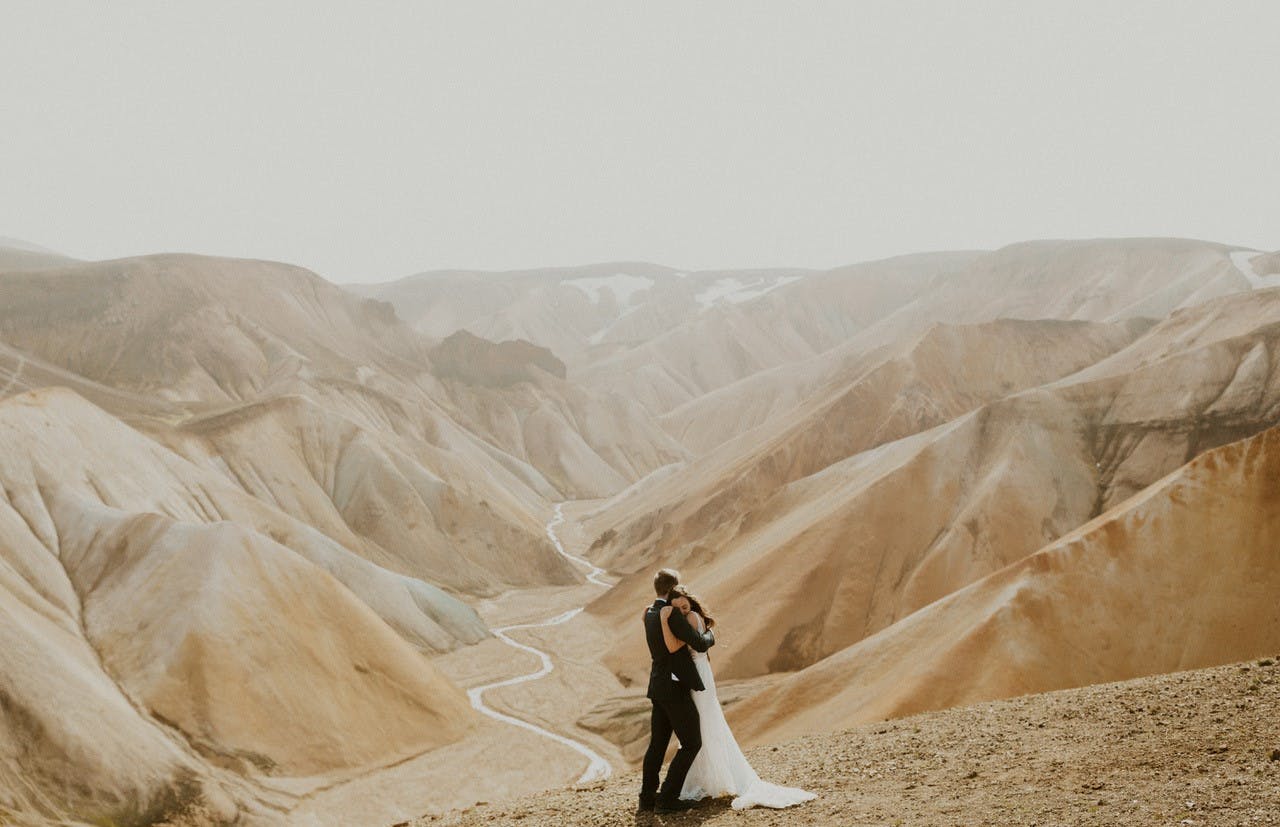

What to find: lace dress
left=680, top=616, right=817, bottom=809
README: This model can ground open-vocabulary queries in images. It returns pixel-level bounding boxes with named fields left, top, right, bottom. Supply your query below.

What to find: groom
left=639, top=568, right=715, bottom=815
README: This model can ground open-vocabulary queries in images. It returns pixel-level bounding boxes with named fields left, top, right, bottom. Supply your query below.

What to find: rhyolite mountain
left=2, top=235, right=1278, bottom=825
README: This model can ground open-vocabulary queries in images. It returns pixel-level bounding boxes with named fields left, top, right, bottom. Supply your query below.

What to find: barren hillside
left=0, top=388, right=481, bottom=824
left=729, top=418, right=1280, bottom=745
left=0, top=251, right=683, bottom=823
left=587, top=285, right=1280, bottom=694
left=3, top=237, right=1279, bottom=826
left=423, top=658, right=1280, bottom=827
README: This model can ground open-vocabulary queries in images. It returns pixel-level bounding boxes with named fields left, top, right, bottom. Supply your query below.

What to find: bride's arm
left=659, top=606, right=684, bottom=653
left=666, top=607, right=714, bottom=652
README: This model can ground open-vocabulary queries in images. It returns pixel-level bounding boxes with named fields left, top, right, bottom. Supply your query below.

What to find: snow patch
left=1230, top=250, right=1280, bottom=290
left=564, top=273, right=655, bottom=307
left=696, top=275, right=804, bottom=309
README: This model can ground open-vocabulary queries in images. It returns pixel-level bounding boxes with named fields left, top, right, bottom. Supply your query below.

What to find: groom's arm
left=667, top=608, right=715, bottom=652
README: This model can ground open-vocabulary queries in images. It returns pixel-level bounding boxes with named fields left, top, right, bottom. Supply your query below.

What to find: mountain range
left=1, top=235, right=1277, bottom=825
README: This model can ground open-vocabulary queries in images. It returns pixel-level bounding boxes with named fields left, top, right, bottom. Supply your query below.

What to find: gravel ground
left=412, top=658, right=1280, bottom=827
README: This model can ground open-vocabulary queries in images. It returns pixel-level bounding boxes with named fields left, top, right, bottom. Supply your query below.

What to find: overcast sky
left=2, top=1, right=1277, bottom=283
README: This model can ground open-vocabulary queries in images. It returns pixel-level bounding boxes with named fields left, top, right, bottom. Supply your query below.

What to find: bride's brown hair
left=669, top=585, right=716, bottom=629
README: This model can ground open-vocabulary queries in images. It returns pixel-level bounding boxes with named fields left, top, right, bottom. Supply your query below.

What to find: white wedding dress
left=680, top=615, right=816, bottom=810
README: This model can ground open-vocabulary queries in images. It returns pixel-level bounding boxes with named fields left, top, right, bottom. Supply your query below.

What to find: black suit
left=640, top=598, right=715, bottom=807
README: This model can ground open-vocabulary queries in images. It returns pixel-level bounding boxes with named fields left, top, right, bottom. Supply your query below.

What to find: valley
left=1, top=236, right=1278, bottom=826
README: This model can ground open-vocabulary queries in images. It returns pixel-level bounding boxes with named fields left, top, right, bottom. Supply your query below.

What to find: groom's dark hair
left=653, top=568, right=679, bottom=597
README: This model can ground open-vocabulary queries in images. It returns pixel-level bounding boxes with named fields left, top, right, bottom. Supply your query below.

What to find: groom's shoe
left=636, top=795, right=656, bottom=812
left=654, top=799, right=696, bottom=815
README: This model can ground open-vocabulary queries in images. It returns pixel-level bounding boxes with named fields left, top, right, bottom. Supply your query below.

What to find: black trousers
left=640, top=691, right=702, bottom=804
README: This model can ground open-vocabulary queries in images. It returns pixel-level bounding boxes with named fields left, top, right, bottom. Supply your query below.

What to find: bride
left=659, top=585, right=817, bottom=810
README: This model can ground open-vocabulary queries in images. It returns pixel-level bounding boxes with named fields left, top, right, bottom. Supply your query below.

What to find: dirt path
left=283, top=504, right=625, bottom=826
left=465, top=504, right=614, bottom=785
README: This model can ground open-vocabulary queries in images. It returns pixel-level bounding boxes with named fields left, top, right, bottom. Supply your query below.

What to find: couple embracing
left=639, top=568, right=815, bottom=815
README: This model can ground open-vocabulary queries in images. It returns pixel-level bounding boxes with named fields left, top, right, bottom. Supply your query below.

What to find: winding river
left=465, top=503, right=614, bottom=785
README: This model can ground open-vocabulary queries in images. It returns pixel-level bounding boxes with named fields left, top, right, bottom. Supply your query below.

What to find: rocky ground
left=413, top=657, right=1280, bottom=827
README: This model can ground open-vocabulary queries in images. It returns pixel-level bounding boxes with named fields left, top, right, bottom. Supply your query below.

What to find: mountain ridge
left=3, top=235, right=1279, bottom=824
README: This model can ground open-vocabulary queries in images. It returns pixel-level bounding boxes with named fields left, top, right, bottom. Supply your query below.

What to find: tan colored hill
left=161, top=393, right=577, bottom=595
left=728, top=418, right=1280, bottom=747
left=585, top=319, right=1142, bottom=683
left=0, top=336, right=191, bottom=426
left=0, top=288, right=574, bottom=595
left=588, top=284, right=1280, bottom=694
left=426, top=658, right=1280, bottom=827
left=587, top=316, right=1145, bottom=572
left=367, top=242, right=1263, bottom=453
left=430, top=330, right=568, bottom=386
left=363, top=241, right=1260, bottom=469
left=0, top=252, right=688, bottom=498
left=430, top=367, right=689, bottom=500
left=349, top=263, right=680, bottom=361
left=0, top=252, right=689, bottom=591
left=0, top=388, right=480, bottom=825
left=352, top=263, right=823, bottom=370
left=1251, top=250, right=1280, bottom=277
left=421, top=332, right=689, bottom=500
left=357, top=254, right=980, bottom=425
left=1, top=387, right=489, bottom=653
left=657, top=239, right=1257, bottom=455
left=4, top=236, right=1280, bottom=825
left=0, top=236, right=75, bottom=270
left=922, top=237, right=1246, bottom=323
left=187, top=391, right=578, bottom=593
left=0, top=253, right=420, bottom=402
left=573, top=253, right=973, bottom=418
left=0, top=249, right=696, bottom=823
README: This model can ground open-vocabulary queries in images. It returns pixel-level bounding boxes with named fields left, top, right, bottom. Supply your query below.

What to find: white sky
left=1, top=1, right=1276, bottom=283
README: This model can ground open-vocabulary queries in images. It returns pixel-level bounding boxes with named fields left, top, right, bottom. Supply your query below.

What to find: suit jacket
left=644, top=598, right=715, bottom=701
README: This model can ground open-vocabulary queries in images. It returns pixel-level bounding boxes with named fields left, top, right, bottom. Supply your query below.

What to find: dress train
left=680, top=628, right=816, bottom=810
